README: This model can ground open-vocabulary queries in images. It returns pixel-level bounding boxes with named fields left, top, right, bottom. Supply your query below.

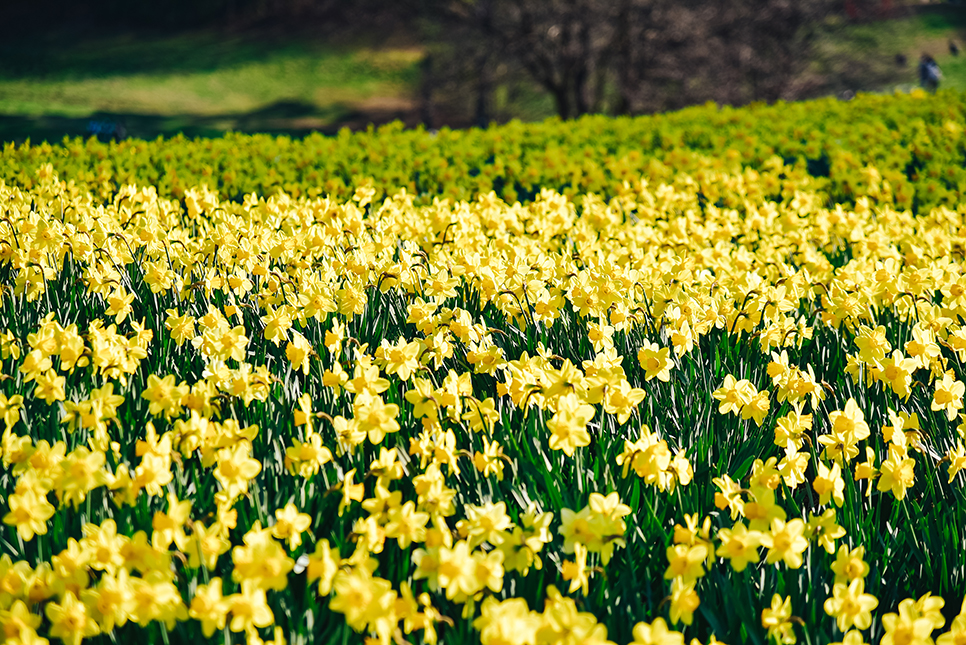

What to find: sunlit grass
left=811, top=9, right=966, bottom=93
left=0, top=32, right=421, bottom=120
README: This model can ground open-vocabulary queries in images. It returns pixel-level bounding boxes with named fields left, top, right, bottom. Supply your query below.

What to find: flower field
left=2, top=90, right=966, bottom=645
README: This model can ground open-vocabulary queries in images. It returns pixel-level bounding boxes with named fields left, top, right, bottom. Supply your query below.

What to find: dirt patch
left=353, top=48, right=425, bottom=71
left=353, top=94, right=417, bottom=112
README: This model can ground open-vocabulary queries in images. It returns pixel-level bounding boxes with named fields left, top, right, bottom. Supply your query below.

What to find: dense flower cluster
left=2, top=99, right=966, bottom=645
left=2, top=89, right=965, bottom=212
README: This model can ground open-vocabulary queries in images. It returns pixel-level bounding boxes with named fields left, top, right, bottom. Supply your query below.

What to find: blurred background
left=1, top=0, right=965, bottom=143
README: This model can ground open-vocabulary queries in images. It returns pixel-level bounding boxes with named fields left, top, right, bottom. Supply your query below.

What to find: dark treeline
left=1, top=0, right=382, bottom=31
left=416, top=0, right=838, bottom=123
left=3, top=0, right=910, bottom=123
left=413, top=0, right=896, bottom=124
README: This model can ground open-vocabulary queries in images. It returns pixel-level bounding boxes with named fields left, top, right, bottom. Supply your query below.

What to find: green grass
left=4, top=10, right=966, bottom=142
left=811, top=8, right=966, bottom=93
left=0, top=30, right=422, bottom=140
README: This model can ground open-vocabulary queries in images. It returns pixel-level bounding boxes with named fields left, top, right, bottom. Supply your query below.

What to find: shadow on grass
left=0, top=99, right=422, bottom=144
left=0, top=29, right=332, bottom=80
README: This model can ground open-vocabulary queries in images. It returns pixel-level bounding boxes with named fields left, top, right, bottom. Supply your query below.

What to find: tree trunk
left=476, top=53, right=492, bottom=128
left=552, top=84, right=572, bottom=119
left=573, top=19, right=592, bottom=115
left=420, top=54, right=436, bottom=129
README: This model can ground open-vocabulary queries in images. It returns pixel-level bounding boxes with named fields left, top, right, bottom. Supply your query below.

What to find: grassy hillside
left=0, top=30, right=423, bottom=142
left=810, top=8, right=966, bottom=94
left=3, top=9, right=966, bottom=142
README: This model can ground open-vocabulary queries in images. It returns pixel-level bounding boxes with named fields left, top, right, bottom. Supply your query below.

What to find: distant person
left=919, top=54, right=942, bottom=93
left=951, top=40, right=960, bottom=56
left=896, top=53, right=907, bottom=67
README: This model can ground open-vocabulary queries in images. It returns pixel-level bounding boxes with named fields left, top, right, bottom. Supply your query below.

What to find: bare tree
left=608, top=0, right=837, bottom=112
left=425, top=0, right=836, bottom=118
left=429, top=0, right=620, bottom=119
